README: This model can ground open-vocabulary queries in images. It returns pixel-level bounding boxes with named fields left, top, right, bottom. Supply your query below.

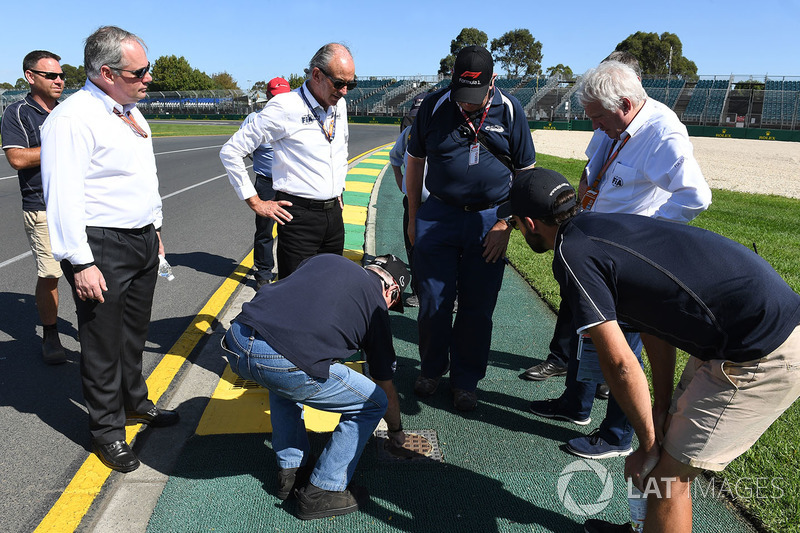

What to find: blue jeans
left=413, top=196, right=506, bottom=390
left=222, top=321, right=387, bottom=491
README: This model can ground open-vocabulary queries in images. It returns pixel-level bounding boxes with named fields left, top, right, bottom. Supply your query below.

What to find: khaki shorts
left=662, top=325, right=800, bottom=471
left=22, top=210, right=62, bottom=278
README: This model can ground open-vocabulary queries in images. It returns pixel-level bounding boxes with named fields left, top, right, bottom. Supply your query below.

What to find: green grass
left=508, top=152, right=800, bottom=532
left=148, top=123, right=239, bottom=137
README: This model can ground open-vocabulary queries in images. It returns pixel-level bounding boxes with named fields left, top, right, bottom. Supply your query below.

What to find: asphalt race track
left=0, top=123, right=400, bottom=533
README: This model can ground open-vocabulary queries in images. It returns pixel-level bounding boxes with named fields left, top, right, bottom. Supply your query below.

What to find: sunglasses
left=30, top=70, right=66, bottom=81
left=113, top=62, right=150, bottom=79
left=318, top=67, right=357, bottom=91
left=508, top=218, right=519, bottom=230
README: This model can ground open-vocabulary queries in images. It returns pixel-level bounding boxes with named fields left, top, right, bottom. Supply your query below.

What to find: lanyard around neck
left=113, top=108, right=148, bottom=138
left=580, top=134, right=631, bottom=210
left=456, top=93, right=492, bottom=143
left=300, top=86, right=335, bottom=143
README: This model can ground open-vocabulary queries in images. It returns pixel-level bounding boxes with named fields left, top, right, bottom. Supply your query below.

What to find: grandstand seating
left=641, top=78, right=685, bottom=109
left=763, top=79, right=800, bottom=126
left=683, top=79, right=729, bottom=123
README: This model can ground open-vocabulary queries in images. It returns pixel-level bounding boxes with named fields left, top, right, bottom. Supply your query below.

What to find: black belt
left=255, top=173, right=272, bottom=180
left=432, top=194, right=507, bottom=212
left=275, top=191, right=338, bottom=210
left=88, top=224, right=153, bottom=235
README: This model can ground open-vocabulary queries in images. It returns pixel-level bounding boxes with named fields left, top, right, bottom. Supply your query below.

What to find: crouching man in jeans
left=221, top=253, right=408, bottom=519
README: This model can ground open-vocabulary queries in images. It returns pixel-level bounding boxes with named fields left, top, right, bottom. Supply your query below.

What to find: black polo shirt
left=1, top=94, right=52, bottom=211
left=235, top=254, right=397, bottom=379
left=554, top=212, right=800, bottom=362
left=407, top=86, right=536, bottom=206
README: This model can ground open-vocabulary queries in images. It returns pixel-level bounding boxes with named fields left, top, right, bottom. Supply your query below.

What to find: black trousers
left=253, top=175, right=276, bottom=283
left=275, top=194, right=344, bottom=279
left=63, top=226, right=158, bottom=444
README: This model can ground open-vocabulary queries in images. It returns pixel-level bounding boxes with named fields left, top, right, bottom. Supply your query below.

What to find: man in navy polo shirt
left=501, top=168, right=800, bottom=533
left=405, top=45, right=536, bottom=411
left=2, top=50, right=66, bottom=364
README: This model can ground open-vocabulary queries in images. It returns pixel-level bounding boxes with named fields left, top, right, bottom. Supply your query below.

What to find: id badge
left=580, top=188, right=598, bottom=211
left=469, top=143, right=480, bottom=165
left=576, top=333, right=606, bottom=383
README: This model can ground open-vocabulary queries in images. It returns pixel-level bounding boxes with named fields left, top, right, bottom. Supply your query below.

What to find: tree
left=0, top=82, right=13, bottom=90
left=61, top=64, right=86, bottom=89
left=149, top=55, right=215, bottom=91
left=14, top=78, right=27, bottom=89
left=211, top=71, right=239, bottom=91
left=490, top=29, right=542, bottom=78
left=546, top=64, right=574, bottom=80
left=615, top=32, right=698, bottom=79
left=438, top=27, right=489, bottom=76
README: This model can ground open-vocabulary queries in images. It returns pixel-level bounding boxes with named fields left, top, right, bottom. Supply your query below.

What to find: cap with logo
left=497, top=168, right=577, bottom=220
left=267, top=77, right=291, bottom=97
left=450, top=45, right=494, bottom=105
left=365, top=254, right=409, bottom=312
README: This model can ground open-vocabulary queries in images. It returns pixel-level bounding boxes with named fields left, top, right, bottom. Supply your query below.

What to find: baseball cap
left=267, top=77, right=291, bottom=96
left=451, top=45, right=493, bottom=105
left=497, top=168, right=577, bottom=220
left=365, top=254, right=409, bottom=312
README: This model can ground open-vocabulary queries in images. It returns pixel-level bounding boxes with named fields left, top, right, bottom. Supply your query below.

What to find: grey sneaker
left=405, top=293, right=419, bottom=307
left=42, top=329, right=66, bottom=365
left=413, top=375, right=439, bottom=397
left=296, top=483, right=368, bottom=520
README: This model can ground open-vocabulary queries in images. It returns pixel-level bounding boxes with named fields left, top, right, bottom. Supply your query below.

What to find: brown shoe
left=413, top=375, right=439, bottom=397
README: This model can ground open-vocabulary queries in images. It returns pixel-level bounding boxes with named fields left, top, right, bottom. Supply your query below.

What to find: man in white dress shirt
left=220, top=43, right=354, bottom=279
left=41, top=26, right=178, bottom=473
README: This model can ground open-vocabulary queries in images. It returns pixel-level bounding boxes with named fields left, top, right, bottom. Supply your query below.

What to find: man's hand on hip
left=246, top=196, right=293, bottom=224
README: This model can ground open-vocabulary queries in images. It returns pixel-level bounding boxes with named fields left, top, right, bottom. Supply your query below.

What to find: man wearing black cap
left=405, top=45, right=536, bottom=411
left=221, top=253, right=408, bottom=519
left=501, top=168, right=800, bottom=533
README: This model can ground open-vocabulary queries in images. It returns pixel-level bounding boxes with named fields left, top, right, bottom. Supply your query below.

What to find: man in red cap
left=232, top=76, right=291, bottom=289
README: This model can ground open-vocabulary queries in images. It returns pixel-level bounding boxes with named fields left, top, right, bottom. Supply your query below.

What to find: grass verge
left=149, top=122, right=239, bottom=137
left=507, top=153, right=800, bottom=533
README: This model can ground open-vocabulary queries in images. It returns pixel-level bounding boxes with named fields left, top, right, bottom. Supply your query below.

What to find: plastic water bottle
left=628, top=485, right=647, bottom=532
left=158, top=255, right=175, bottom=281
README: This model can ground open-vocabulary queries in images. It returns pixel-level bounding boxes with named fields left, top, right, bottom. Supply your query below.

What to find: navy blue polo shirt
left=407, top=86, right=535, bottom=206
left=554, top=212, right=800, bottom=362
left=235, top=254, right=397, bottom=379
left=1, top=94, right=52, bottom=211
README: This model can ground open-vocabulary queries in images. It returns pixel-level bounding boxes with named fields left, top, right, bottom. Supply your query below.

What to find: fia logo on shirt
left=611, top=175, right=624, bottom=187
left=302, top=114, right=315, bottom=124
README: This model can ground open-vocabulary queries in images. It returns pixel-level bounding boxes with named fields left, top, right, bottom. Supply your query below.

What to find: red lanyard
left=581, top=134, right=630, bottom=210
left=113, top=108, right=148, bottom=138
left=457, top=97, right=491, bottom=143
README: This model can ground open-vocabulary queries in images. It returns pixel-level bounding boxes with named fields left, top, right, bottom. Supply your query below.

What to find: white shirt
left=389, top=125, right=429, bottom=201
left=584, top=98, right=711, bottom=223
left=220, top=82, right=349, bottom=201
left=41, top=80, right=162, bottom=265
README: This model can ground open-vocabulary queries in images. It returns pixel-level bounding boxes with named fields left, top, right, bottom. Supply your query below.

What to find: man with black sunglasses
left=221, top=43, right=355, bottom=279
left=41, top=26, right=177, bottom=474
left=2, top=50, right=67, bottom=365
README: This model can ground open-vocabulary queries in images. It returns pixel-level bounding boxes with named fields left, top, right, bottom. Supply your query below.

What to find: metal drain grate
left=375, top=429, right=443, bottom=463
left=231, top=376, right=262, bottom=390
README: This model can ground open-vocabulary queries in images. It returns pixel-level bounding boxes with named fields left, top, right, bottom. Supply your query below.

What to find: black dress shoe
left=519, top=358, right=568, bottom=381
left=595, top=383, right=610, bottom=400
left=93, top=440, right=140, bottom=473
left=126, top=406, right=180, bottom=427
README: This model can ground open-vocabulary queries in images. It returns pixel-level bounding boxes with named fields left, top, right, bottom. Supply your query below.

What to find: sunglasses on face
left=113, top=62, right=150, bottom=79
left=317, top=67, right=357, bottom=91
left=30, top=70, right=66, bottom=81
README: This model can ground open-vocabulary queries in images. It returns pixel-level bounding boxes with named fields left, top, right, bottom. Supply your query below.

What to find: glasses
left=508, top=218, right=519, bottom=230
left=29, top=70, right=66, bottom=81
left=379, top=276, right=400, bottom=303
left=113, top=62, right=150, bottom=79
left=317, top=67, right=357, bottom=91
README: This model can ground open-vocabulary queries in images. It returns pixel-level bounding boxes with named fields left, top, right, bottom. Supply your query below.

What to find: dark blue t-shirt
left=235, top=254, right=397, bottom=379
left=553, top=212, right=800, bottom=362
left=1, top=94, right=51, bottom=211
left=407, top=86, right=535, bottom=206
